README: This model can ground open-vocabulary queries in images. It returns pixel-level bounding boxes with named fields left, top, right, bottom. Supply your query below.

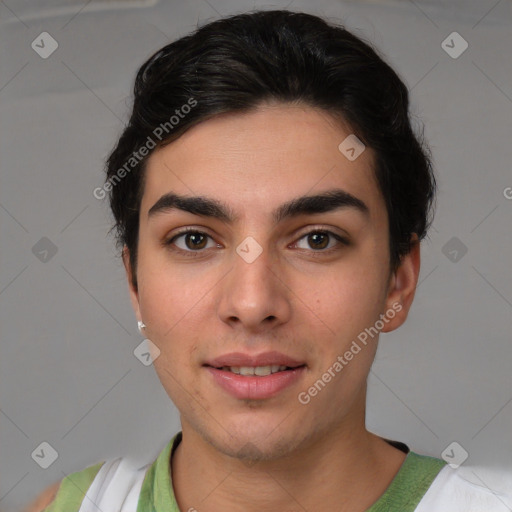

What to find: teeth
left=254, top=366, right=271, bottom=376
left=220, top=365, right=288, bottom=375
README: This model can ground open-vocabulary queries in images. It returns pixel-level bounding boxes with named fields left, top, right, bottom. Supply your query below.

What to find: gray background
left=1, top=0, right=511, bottom=510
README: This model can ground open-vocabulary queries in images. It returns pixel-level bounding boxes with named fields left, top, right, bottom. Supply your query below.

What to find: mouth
left=204, top=350, right=306, bottom=371
left=204, top=365, right=307, bottom=400
left=204, top=364, right=305, bottom=376
left=203, top=353, right=307, bottom=400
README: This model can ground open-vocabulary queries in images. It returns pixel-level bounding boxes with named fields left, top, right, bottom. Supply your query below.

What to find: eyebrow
left=147, top=188, right=369, bottom=224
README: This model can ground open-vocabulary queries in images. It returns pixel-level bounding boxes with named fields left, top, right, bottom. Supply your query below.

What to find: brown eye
left=295, top=230, right=348, bottom=252
left=183, top=232, right=208, bottom=250
left=165, top=230, right=216, bottom=253
left=307, top=232, right=329, bottom=250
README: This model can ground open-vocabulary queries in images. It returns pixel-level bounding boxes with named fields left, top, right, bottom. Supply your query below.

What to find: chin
left=222, top=434, right=304, bottom=462
left=195, top=414, right=311, bottom=462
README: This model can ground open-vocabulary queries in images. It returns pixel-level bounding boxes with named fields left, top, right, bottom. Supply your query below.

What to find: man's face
left=125, top=103, right=415, bottom=459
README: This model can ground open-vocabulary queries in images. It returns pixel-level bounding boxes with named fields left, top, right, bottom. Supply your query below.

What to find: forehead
left=140, top=104, right=385, bottom=223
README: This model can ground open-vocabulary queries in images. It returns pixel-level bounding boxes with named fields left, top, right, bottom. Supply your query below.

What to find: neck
left=171, top=417, right=407, bottom=512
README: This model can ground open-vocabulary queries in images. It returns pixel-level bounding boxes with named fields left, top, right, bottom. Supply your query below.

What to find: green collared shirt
left=44, top=432, right=447, bottom=512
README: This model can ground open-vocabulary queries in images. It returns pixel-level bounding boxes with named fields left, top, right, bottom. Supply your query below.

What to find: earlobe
left=381, top=235, right=421, bottom=333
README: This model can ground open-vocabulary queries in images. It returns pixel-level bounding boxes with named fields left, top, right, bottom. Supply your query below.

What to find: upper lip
left=204, top=351, right=306, bottom=368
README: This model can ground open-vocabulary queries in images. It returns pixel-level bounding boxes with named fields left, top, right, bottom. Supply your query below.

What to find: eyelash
left=163, top=227, right=349, bottom=258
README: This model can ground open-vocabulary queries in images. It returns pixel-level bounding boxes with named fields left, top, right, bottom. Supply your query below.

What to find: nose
left=217, top=242, right=292, bottom=334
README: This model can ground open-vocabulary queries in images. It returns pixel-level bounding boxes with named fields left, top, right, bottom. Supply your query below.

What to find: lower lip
left=205, top=366, right=306, bottom=400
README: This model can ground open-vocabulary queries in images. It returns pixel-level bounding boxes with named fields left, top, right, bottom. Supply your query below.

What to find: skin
left=26, top=102, right=420, bottom=512
left=121, top=102, right=421, bottom=512
left=23, top=481, right=60, bottom=512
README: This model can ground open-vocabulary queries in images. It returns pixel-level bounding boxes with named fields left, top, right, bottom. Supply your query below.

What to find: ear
left=380, top=234, right=421, bottom=333
left=122, top=245, right=142, bottom=323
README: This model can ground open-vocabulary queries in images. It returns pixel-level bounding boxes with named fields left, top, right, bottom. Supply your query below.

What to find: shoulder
left=23, top=481, right=61, bottom=512
left=25, top=434, right=180, bottom=512
left=23, top=460, right=104, bottom=512
left=416, top=464, right=512, bottom=512
left=31, top=460, right=105, bottom=512
left=37, top=455, right=153, bottom=512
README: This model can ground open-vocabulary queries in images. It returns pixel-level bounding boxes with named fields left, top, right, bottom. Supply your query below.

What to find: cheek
left=137, top=247, right=212, bottom=332
left=136, top=260, right=228, bottom=408
left=139, top=267, right=207, bottom=406
left=301, top=260, right=387, bottom=341
left=295, top=268, right=385, bottom=412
